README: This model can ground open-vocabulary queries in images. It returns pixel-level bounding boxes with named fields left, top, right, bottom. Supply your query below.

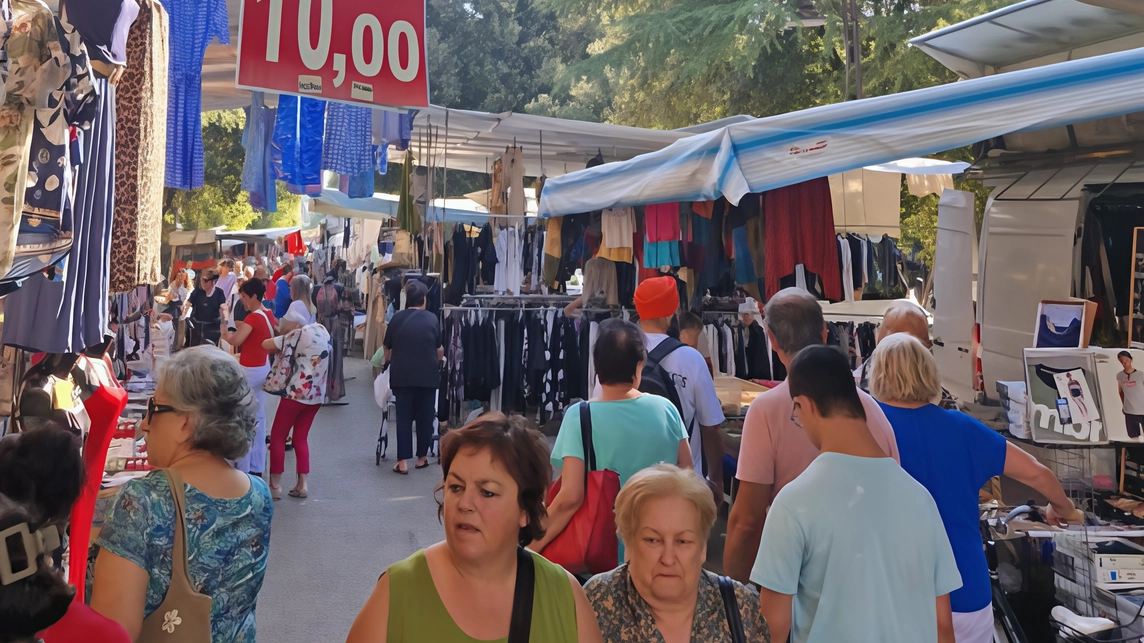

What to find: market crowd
left=0, top=278, right=1083, bottom=643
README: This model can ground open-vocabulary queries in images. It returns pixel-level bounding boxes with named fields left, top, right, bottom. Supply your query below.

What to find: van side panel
left=979, top=199, right=1081, bottom=397
left=933, top=190, right=977, bottom=397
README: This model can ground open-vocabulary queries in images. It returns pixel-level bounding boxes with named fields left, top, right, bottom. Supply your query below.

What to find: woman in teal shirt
left=534, top=318, right=692, bottom=557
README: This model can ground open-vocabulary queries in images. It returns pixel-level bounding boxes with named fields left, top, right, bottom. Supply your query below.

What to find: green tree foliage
left=533, top=0, right=1012, bottom=257
left=164, top=110, right=300, bottom=233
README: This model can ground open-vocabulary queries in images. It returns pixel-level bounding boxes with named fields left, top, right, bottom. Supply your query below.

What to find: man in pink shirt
left=723, top=288, right=901, bottom=583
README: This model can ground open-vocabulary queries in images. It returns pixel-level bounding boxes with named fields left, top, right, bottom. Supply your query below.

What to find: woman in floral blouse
left=91, top=347, right=273, bottom=642
left=264, top=319, right=330, bottom=499
left=585, top=465, right=770, bottom=643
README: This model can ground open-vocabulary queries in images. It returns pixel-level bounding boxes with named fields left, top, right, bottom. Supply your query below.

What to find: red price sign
left=236, top=0, right=429, bottom=107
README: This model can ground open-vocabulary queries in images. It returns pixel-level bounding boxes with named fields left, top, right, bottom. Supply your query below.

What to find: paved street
left=257, top=357, right=445, bottom=642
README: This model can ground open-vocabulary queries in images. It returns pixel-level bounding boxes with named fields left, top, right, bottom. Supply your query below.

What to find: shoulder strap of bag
left=718, top=575, right=747, bottom=643
left=251, top=309, right=272, bottom=335
left=646, top=337, right=685, bottom=368
left=162, top=469, right=195, bottom=594
left=507, top=547, right=535, bottom=643
left=579, top=401, right=595, bottom=476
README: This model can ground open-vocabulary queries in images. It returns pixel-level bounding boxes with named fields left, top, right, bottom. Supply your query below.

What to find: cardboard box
left=1035, top=299, right=1097, bottom=349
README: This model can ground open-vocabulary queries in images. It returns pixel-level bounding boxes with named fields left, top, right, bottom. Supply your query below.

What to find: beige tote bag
left=136, top=469, right=212, bottom=643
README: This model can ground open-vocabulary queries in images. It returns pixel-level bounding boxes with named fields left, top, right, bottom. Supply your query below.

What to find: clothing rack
left=461, top=294, right=575, bottom=301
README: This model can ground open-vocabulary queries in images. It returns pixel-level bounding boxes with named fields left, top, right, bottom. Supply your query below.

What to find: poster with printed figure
left=1024, top=348, right=1108, bottom=445
left=1052, top=370, right=1099, bottom=425
left=1089, top=348, right=1144, bottom=443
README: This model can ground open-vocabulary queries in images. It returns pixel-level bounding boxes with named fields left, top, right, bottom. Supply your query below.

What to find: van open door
left=932, top=190, right=976, bottom=400
left=977, top=198, right=1083, bottom=398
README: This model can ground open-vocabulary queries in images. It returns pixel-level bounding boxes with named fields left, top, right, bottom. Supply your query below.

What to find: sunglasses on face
left=146, top=397, right=177, bottom=423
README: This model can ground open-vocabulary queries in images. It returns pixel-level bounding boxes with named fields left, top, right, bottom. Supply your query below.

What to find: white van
left=914, top=0, right=1144, bottom=400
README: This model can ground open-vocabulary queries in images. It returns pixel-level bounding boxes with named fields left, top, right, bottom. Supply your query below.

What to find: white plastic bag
left=374, top=369, right=392, bottom=409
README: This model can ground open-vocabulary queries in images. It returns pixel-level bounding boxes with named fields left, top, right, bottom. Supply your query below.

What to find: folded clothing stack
left=997, top=380, right=1029, bottom=438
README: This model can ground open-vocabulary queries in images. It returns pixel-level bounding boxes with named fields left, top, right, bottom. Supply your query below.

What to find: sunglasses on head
left=146, top=397, right=177, bottom=423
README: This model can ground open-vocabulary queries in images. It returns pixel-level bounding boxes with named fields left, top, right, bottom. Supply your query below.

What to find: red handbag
left=542, top=402, right=620, bottom=575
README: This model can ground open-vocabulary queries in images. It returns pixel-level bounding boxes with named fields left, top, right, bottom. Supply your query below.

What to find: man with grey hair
left=723, top=288, right=903, bottom=583
left=854, top=300, right=931, bottom=389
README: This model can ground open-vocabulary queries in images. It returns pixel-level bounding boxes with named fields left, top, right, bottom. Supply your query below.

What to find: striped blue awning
left=538, top=46, right=1144, bottom=217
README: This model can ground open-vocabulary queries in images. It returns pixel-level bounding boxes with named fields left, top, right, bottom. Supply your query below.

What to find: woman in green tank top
left=346, top=414, right=603, bottom=643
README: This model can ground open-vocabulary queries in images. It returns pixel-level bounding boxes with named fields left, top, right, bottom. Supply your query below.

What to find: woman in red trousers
left=264, top=320, right=331, bottom=500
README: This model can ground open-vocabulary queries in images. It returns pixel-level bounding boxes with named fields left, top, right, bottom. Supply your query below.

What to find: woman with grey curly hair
left=90, top=347, right=274, bottom=643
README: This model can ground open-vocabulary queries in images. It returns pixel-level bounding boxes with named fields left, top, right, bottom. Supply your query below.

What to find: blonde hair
left=290, top=274, right=316, bottom=316
left=614, top=464, right=717, bottom=545
left=869, top=333, right=942, bottom=404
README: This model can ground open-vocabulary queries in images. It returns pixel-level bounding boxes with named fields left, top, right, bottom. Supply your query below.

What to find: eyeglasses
left=146, top=397, right=177, bottom=424
left=790, top=402, right=803, bottom=429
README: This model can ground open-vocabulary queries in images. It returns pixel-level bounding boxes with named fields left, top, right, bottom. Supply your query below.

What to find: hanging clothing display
left=109, top=0, right=168, bottom=293
left=4, top=14, right=96, bottom=289
left=4, top=69, right=116, bottom=354
left=645, top=202, right=682, bottom=242
left=322, top=102, right=374, bottom=177
left=396, top=151, right=418, bottom=234
left=241, top=92, right=277, bottom=212
left=272, top=94, right=325, bottom=196
left=315, top=280, right=350, bottom=402
left=504, top=147, right=526, bottom=216
left=0, top=0, right=71, bottom=281
left=158, top=0, right=228, bottom=189
left=764, top=177, right=842, bottom=301
left=494, top=226, right=523, bottom=295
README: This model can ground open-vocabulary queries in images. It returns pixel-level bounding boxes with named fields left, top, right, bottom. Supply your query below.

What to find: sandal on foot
left=288, top=489, right=308, bottom=498
left=415, top=460, right=430, bottom=469
left=269, top=485, right=283, bottom=501
left=392, top=464, right=408, bottom=475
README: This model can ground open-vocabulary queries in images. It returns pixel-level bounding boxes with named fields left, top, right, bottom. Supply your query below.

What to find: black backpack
left=639, top=337, right=690, bottom=436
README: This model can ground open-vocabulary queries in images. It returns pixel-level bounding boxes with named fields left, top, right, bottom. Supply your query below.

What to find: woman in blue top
left=534, top=318, right=691, bottom=559
left=91, top=346, right=273, bottom=642
left=869, top=333, right=1081, bottom=643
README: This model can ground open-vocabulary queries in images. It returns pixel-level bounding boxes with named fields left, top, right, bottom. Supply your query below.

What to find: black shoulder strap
left=718, top=575, right=746, bottom=643
left=579, top=401, right=595, bottom=475
left=508, top=547, right=536, bottom=643
left=647, top=337, right=685, bottom=367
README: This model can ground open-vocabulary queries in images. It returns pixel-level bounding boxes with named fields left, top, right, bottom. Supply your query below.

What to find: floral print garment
left=96, top=472, right=273, bottom=643
left=0, top=0, right=72, bottom=279
left=585, top=565, right=771, bottom=643
left=272, top=322, right=331, bottom=404
left=19, top=15, right=98, bottom=258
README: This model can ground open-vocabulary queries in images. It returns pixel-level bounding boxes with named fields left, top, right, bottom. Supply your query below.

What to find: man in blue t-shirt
left=871, top=333, right=1082, bottom=643
left=753, top=345, right=962, bottom=643
left=273, top=262, right=294, bottom=319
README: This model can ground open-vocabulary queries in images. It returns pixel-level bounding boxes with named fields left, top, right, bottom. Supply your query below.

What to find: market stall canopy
left=537, top=46, right=1144, bottom=217
left=216, top=227, right=301, bottom=245
left=910, top=0, right=1144, bottom=154
left=308, top=189, right=503, bottom=225
left=909, top=0, right=1144, bottom=79
left=405, top=106, right=704, bottom=177
left=463, top=188, right=539, bottom=215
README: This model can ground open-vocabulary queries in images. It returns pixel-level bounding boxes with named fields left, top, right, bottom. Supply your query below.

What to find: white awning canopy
left=538, top=46, right=1144, bottom=217
left=404, top=106, right=697, bottom=177
left=308, top=190, right=520, bottom=226
left=909, top=0, right=1144, bottom=79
